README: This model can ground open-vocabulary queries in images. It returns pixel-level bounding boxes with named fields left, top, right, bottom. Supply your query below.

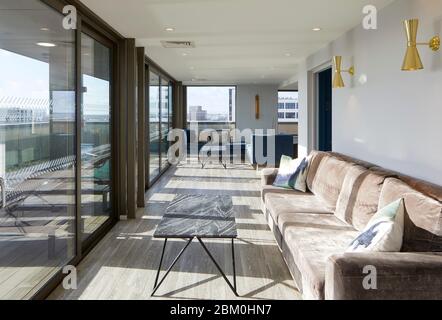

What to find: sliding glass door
left=148, top=71, right=161, bottom=183
left=0, top=0, right=76, bottom=299
left=147, top=68, right=173, bottom=186
left=80, top=32, right=112, bottom=241
left=0, top=0, right=117, bottom=299
left=160, top=78, right=170, bottom=171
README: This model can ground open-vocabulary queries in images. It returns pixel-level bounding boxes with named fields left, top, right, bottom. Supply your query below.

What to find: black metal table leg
left=220, top=158, right=227, bottom=169
left=152, top=238, right=193, bottom=296
left=201, top=154, right=209, bottom=169
left=153, top=238, right=168, bottom=289
left=231, top=238, right=236, bottom=292
left=201, top=150, right=212, bottom=169
left=197, top=237, right=238, bottom=296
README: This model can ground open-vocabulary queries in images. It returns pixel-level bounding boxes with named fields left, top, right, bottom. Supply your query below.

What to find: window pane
left=168, top=83, right=173, bottom=128
left=278, top=91, right=299, bottom=123
left=81, top=33, right=112, bottom=240
left=149, top=71, right=160, bottom=182
left=160, top=78, right=169, bottom=170
left=0, top=0, right=75, bottom=299
left=186, top=86, right=235, bottom=131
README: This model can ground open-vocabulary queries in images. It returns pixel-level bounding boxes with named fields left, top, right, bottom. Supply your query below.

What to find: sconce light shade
left=402, top=19, right=440, bottom=71
left=402, top=46, right=424, bottom=71
left=255, top=95, right=260, bottom=119
left=402, top=19, right=424, bottom=71
left=333, top=72, right=345, bottom=89
left=333, top=56, right=354, bottom=89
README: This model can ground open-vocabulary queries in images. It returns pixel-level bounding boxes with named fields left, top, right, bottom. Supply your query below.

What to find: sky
left=0, top=48, right=49, bottom=101
left=187, top=86, right=235, bottom=115
left=0, top=48, right=109, bottom=116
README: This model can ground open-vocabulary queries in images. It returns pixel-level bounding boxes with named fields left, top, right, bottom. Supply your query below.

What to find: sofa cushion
left=306, top=150, right=329, bottom=190
left=281, top=213, right=358, bottom=299
left=335, top=165, right=389, bottom=231
left=330, top=152, right=377, bottom=169
left=265, top=193, right=333, bottom=224
left=379, top=178, right=442, bottom=252
left=261, top=185, right=300, bottom=202
left=309, top=155, right=356, bottom=211
left=278, top=211, right=354, bottom=238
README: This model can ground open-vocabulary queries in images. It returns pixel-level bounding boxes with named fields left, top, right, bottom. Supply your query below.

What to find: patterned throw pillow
left=273, top=156, right=309, bottom=192
left=347, top=198, right=405, bottom=253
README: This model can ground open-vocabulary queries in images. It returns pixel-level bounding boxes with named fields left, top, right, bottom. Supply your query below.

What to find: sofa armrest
left=261, top=168, right=279, bottom=186
left=325, top=252, right=442, bottom=300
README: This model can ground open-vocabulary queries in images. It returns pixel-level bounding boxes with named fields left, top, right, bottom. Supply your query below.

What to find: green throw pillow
left=273, top=155, right=309, bottom=192
left=347, top=198, right=405, bottom=252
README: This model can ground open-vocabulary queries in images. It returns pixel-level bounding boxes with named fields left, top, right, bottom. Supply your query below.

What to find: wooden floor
left=0, top=167, right=110, bottom=300
left=49, top=161, right=301, bottom=300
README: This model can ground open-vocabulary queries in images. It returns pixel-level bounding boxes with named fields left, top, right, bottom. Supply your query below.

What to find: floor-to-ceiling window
left=148, top=71, right=161, bottom=183
left=0, top=0, right=118, bottom=299
left=186, top=86, right=236, bottom=131
left=278, top=91, right=299, bottom=122
left=0, top=0, right=76, bottom=299
left=277, top=90, right=299, bottom=135
left=80, top=32, right=112, bottom=241
left=147, top=66, right=174, bottom=186
left=160, top=78, right=170, bottom=171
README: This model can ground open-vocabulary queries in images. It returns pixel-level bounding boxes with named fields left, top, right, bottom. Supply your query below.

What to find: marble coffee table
left=152, top=194, right=238, bottom=296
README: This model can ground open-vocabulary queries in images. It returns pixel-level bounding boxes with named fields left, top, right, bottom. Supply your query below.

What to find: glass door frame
left=30, top=0, right=121, bottom=300
left=145, top=60, right=177, bottom=189
left=146, top=66, right=161, bottom=186
left=78, top=23, right=119, bottom=254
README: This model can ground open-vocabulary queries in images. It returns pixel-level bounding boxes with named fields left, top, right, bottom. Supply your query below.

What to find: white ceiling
left=81, top=0, right=394, bottom=85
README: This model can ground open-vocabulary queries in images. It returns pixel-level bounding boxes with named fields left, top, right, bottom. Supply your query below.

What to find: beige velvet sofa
left=261, top=151, right=442, bottom=300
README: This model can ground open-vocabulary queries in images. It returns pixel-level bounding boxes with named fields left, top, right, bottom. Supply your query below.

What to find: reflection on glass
left=169, top=83, right=173, bottom=129
left=81, top=33, right=111, bottom=240
left=160, top=78, right=169, bottom=170
left=149, top=71, right=160, bottom=182
left=0, top=0, right=75, bottom=299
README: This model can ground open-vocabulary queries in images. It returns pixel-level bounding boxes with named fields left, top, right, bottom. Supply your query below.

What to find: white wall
left=297, top=0, right=442, bottom=185
left=235, top=84, right=279, bottom=140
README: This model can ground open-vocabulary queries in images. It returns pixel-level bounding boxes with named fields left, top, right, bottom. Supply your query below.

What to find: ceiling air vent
left=161, top=41, right=196, bottom=48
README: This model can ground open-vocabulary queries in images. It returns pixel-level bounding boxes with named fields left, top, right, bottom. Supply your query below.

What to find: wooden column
left=117, top=39, right=128, bottom=217
left=173, top=82, right=185, bottom=129
left=126, top=39, right=137, bottom=219
left=136, top=47, right=146, bottom=208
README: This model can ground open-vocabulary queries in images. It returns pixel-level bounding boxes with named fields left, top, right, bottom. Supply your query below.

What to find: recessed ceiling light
left=165, top=27, right=175, bottom=32
left=312, top=27, right=322, bottom=31
left=285, top=53, right=292, bottom=57
left=189, top=66, right=195, bottom=70
left=36, top=42, right=56, bottom=47
left=182, top=53, right=188, bottom=56
left=40, top=27, right=50, bottom=31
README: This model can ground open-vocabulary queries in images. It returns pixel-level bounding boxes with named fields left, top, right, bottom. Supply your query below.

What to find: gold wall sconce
left=333, top=56, right=355, bottom=89
left=255, top=95, right=260, bottom=119
left=402, top=18, right=440, bottom=71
